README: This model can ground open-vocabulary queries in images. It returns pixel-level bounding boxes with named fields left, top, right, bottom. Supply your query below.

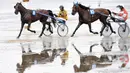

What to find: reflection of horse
left=72, top=44, right=112, bottom=72
left=16, top=43, right=58, bottom=73
left=14, top=3, right=56, bottom=38
left=71, top=3, right=116, bottom=37
left=16, top=42, right=68, bottom=73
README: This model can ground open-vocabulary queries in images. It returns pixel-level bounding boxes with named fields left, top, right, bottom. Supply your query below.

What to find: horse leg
left=107, top=22, right=116, bottom=34
left=100, top=23, right=106, bottom=36
left=28, top=44, right=32, bottom=52
left=48, top=22, right=53, bottom=34
left=88, top=23, right=98, bottom=34
left=20, top=43, right=26, bottom=53
left=100, top=17, right=108, bottom=36
left=90, top=44, right=98, bottom=52
left=27, top=23, right=36, bottom=33
left=17, top=22, right=25, bottom=38
left=39, top=22, right=46, bottom=37
left=71, top=22, right=82, bottom=37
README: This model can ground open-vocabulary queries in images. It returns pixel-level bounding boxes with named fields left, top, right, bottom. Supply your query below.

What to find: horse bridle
left=15, top=4, right=19, bottom=11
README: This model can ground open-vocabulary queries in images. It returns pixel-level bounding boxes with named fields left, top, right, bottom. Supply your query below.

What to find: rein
left=37, top=12, right=65, bottom=22
left=37, top=12, right=56, bottom=19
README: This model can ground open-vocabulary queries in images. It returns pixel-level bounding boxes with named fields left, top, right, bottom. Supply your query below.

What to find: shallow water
left=1, top=0, right=130, bottom=73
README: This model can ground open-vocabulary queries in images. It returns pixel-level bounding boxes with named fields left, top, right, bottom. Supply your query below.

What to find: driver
left=58, top=5, right=68, bottom=20
left=112, top=5, right=128, bottom=22
left=54, top=5, right=68, bottom=24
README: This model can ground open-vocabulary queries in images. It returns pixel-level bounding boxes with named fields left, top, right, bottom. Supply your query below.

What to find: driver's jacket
left=118, top=8, right=128, bottom=21
left=58, top=10, right=68, bottom=20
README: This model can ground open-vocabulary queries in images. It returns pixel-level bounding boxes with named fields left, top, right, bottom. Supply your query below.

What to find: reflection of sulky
left=42, top=36, right=69, bottom=65
left=57, top=37, right=68, bottom=49
left=118, top=38, right=130, bottom=68
left=57, top=37, right=68, bottom=65
left=119, top=54, right=129, bottom=68
left=100, top=37, right=115, bottom=62
left=118, top=37, right=130, bottom=51
left=101, top=36, right=114, bottom=52
left=42, top=36, right=52, bottom=49
left=90, top=37, right=115, bottom=62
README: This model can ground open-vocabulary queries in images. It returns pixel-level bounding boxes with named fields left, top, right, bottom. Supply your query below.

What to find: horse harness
left=88, top=9, right=95, bottom=22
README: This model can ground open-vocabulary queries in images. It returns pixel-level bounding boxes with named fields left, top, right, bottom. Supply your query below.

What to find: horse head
left=14, top=2, right=22, bottom=15
left=71, top=2, right=79, bottom=15
left=16, top=63, right=24, bottom=73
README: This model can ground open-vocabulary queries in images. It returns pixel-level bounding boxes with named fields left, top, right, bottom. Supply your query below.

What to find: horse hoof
left=100, top=33, right=103, bottom=36
left=39, top=35, right=41, bottom=38
left=17, top=36, right=20, bottom=39
left=50, top=31, right=53, bottom=34
left=112, top=31, right=116, bottom=34
left=34, top=31, right=36, bottom=33
left=94, top=32, right=98, bottom=34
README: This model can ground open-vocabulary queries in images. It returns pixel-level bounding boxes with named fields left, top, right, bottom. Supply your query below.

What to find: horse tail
left=48, top=10, right=56, bottom=27
left=107, top=9, right=115, bottom=21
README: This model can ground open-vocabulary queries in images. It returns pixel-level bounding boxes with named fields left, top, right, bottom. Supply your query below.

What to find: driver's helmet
left=59, top=5, right=64, bottom=9
left=116, top=5, right=124, bottom=10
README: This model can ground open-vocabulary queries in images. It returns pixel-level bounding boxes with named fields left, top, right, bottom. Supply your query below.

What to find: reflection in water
left=42, top=36, right=52, bottom=49
left=42, top=36, right=68, bottom=49
left=90, top=36, right=115, bottom=52
left=60, top=50, right=69, bottom=65
left=118, top=37, right=130, bottom=68
left=16, top=36, right=69, bottom=73
left=90, top=37, right=115, bottom=62
left=100, top=37, right=115, bottom=62
left=100, top=37, right=130, bottom=68
left=72, top=44, right=112, bottom=73
left=16, top=43, right=56, bottom=73
left=101, top=36, right=115, bottom=52
left=118, top=37, right=130, bottom=51
left=42, top=36, right=69, bottom=65
left=72, top=36, right=130, bottom=72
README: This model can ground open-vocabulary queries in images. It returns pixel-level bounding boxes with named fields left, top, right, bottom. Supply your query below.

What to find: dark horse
left=14, top=2, right=56, bottom=38
left=71, top=3, right=116, bottom=37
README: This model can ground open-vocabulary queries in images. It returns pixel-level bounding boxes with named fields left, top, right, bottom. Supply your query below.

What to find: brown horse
left=71, top=3, right=116, bottom=37
left=14, top=2, right=56, bottom=38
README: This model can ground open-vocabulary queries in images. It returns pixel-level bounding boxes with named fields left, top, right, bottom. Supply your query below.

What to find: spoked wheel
left=102, top=26, right=112, bottom=37
left=43, top=24, right=53, bottom=36
left=118, top=24, right=130, bottom=38
left=57, top=23, right=68, bottom=37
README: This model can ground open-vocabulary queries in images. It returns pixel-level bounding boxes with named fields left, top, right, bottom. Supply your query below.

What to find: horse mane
left=18, top=3, right=27, bottom=10
left=78, top=4, right=90, bottom=10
